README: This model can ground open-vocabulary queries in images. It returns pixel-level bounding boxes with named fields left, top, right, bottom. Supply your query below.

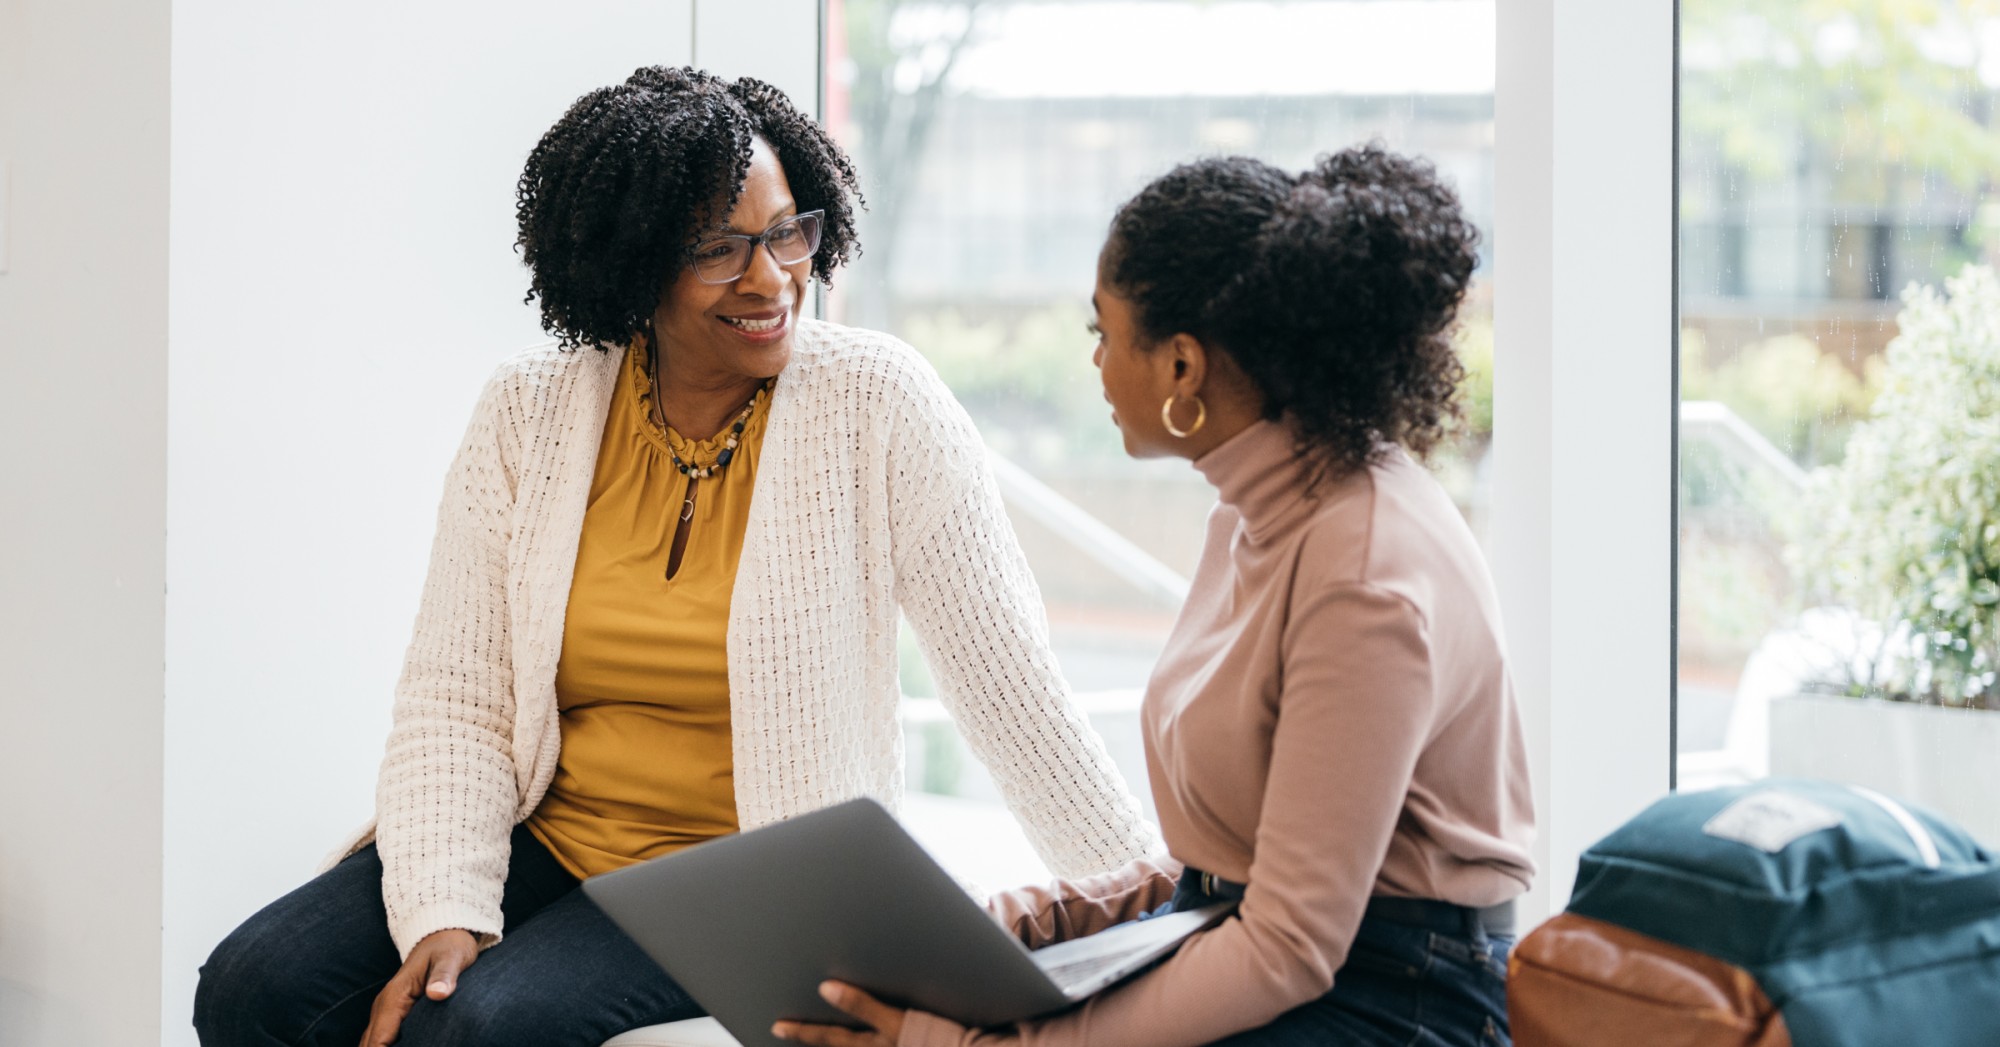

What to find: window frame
left=1493, top=0, right=1678, bottom=919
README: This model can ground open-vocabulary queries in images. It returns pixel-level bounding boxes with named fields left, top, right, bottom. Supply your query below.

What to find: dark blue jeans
left=193, top=825, right=700, bottom=1047
left=1163, top=878, right=1513, bottom=1047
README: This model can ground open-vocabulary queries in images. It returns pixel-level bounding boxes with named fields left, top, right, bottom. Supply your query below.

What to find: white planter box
left=1769, top=693, right=2000, bottom=849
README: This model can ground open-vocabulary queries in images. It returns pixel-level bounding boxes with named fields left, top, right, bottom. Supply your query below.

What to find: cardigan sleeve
left=884, top=353, right=1162, bottom=879
left=984, top=855, right=1181, bottom=949
left=372, top=368, right=524, bottom=959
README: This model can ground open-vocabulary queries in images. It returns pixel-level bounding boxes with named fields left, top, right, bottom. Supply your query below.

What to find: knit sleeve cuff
left=388, top=901, right=505, bottom=961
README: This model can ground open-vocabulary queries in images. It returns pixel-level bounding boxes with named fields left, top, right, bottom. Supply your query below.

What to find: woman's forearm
left=373, top=368, right=524, bottom=958
left=883, top=357, right=1161, bottom=876
left=894, top=479, right=1160, bottom=876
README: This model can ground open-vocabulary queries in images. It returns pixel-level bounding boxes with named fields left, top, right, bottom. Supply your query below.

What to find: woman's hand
left=360, top=928, right=479, bottom=1047
left=772, top=982, right=909, bottom=1046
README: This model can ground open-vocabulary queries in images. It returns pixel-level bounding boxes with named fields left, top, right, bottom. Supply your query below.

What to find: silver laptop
left=582, top=798, right=1234, bottom=1047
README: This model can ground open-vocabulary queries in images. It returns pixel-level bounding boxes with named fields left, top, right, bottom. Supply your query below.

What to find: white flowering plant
left=1789, top=265, right=2000, bottom=709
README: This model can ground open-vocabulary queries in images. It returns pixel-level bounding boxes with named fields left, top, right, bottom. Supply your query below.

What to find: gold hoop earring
left=1162, top=394, right=1207, bottom=439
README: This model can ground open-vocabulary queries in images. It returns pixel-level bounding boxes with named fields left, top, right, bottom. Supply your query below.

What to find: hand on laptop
left=771, top=981, right=908, bottom=1046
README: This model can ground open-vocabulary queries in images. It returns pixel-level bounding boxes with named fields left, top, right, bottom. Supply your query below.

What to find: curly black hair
left=1104, top=144, right=1477, bottom=486
left=515, top=66, right=864, bottom=350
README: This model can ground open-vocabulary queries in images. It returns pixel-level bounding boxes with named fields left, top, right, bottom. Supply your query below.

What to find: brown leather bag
left=1508, top=913, right=1791, bottom=1047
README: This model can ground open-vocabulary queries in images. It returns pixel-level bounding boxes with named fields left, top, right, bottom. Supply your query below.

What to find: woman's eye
left=696, top=243, right=737, bottom=261
left=768, top=226, right=802, bottom=246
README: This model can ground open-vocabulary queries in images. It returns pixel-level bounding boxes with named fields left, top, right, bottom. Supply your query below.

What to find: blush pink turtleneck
left=902, top=420, right=1537, bottom=1047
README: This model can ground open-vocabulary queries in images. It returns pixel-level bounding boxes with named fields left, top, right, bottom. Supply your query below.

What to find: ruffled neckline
left=626, top=341, right=774, bottom=468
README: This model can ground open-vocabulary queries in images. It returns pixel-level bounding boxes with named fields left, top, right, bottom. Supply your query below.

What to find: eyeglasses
left=686, top=210, right=825, bottom=285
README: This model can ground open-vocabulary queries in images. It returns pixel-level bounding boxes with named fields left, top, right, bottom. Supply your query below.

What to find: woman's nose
left=736, top=242, right=788, bottom=298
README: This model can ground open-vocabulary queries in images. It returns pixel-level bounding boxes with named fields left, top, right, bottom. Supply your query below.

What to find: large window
left=1677, top=0, right=2000, bottom=846
left=825, top=0, right=1497, bottom=882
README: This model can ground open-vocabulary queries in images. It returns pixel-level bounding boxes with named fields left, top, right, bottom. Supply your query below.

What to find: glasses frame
left=685, top=210, right=826, bottom=285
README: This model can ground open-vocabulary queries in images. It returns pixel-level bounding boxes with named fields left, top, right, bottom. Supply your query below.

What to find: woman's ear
left=1164, top=332, right=1211, bottom=398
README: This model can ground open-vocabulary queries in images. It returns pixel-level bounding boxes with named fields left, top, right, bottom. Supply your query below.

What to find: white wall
left=695, top=0, right=823, bottom=113
left=162, top=4, right=695, bottom=1043
left=1492, top=0, right=1558, bottom=921
left=1492, top=0, right=1676, bottom=917
left=0, top=1, right=170, bottom=1043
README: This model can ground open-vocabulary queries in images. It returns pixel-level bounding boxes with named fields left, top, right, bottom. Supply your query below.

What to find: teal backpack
left=1562, top=779, right=2000, bottom=1045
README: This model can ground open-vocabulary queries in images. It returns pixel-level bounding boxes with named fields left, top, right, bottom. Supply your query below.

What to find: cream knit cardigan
left=349, top=319, right=1160, bottom=958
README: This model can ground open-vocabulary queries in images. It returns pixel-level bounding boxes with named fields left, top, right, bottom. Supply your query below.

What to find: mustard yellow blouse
left=525, top=344, right=772, bottom=880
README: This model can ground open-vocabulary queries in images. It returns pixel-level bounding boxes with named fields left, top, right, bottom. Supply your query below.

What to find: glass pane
left=1677, top=0, right=2000, bottom=846
left=826, top=0, right=1496, bottom=876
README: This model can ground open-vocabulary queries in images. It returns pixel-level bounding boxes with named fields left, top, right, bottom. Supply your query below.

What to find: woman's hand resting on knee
left=360, top=928, right=479, bottom=1046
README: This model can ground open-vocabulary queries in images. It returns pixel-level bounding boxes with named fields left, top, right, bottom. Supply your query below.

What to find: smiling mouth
left=721, top=314, right=785, bottom=332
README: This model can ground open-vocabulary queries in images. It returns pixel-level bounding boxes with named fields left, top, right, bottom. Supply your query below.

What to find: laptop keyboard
left=1030, top=903, right=1237, bottom=996
left=1038, top=943, right=1156, bottom=994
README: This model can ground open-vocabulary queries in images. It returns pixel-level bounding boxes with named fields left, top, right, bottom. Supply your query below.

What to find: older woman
left=191, top=67, right=1156, bottom=1047
left=781, top=147, right=1536, bottom=1046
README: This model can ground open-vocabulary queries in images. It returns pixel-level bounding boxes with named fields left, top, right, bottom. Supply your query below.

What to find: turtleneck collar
left=1192, top=418, right=1331, bottom=544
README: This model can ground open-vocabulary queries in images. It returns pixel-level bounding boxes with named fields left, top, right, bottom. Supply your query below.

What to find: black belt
left=1193, top=869, right=1241, bottom=901
left=1179, top=868, right=1517, bottom=938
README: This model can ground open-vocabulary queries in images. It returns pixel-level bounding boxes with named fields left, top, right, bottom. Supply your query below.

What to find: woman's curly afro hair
left=515, top=66, right=863, bottom=350
left=1105, top=144, right=1477, bottom=486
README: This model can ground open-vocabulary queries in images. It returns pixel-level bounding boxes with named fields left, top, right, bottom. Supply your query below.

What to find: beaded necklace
left=647, top=340, right=772, bottom=483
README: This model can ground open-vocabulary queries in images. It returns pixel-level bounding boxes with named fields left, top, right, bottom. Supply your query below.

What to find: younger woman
left=779, top=145, right=1537, bottom=1047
